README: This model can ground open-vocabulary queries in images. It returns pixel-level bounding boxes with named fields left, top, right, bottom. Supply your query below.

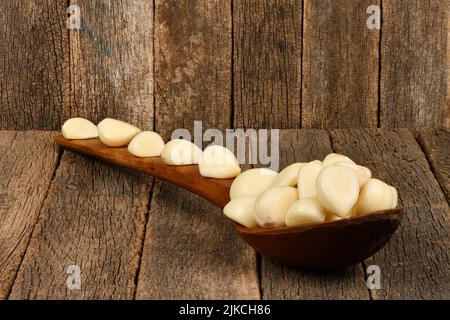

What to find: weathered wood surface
left=331, top=129, right=450, bottom=299
left=0, top=129, right=449, bottom=299
left=9, top=151, right=153, bottom=299
left=69, top=0, right=154, bottom=128
left=135, top=183, right=259, bottom=299
left=260, top=130, right=370, bottom=299
left=417, top=129, right=450, bottom=203
left=154, top=0, right=231, bottom=140
left=0, top=1, right=70, bottom=130
left=0, top=1, right=448, bottom=131
left=0, top=131, right=59, bottom=299
left=381, top=0, right=449, bottom=128
left=233, top=0, right=302, bottom=129
left=301, top=0, right=379, bottom=129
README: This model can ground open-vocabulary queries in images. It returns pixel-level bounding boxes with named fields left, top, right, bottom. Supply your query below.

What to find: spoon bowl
left=233, top=209, right=402, bottom=268
left=55, top=136, right=403, bottom=269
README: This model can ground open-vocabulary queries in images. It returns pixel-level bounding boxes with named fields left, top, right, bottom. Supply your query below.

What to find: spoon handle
left=55, top=136, right=233, bottom=208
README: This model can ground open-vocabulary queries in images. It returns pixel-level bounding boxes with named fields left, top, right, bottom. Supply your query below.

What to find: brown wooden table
left=0, top=128, right=449, bottom=300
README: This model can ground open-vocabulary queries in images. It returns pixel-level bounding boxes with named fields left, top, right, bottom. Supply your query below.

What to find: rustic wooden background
left=0, top=0, right=448, bottom=135
left=0, top=0, right=449, bottom=300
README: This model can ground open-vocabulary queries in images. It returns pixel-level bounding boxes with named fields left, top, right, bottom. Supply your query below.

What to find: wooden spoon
left=55, top=135, right=403, bottom=269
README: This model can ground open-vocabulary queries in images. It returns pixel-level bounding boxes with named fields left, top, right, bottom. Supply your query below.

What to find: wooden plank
left=0, top=131, right=59, bottom=299
left=417, top=129, right=450, bottom=203
left=302, top=0, right=379, bottom=129
left=260, top=129, right=370, bottom=299
left=136, top=0, right=260, bottom=299
left=9, top=151, right=153, bottom=299
left=69, top=0, right=154, bottom=128
left=154, top=0, right=232, bottom=140
left=331, top=129, right=450, bottom=299
left=135, top=183, right=259, bottom=299
left=381, top=0, right=449, bottom=128
left=0, top=1, right=70, bottom=130
left=233, top=0, right=302, bottom=129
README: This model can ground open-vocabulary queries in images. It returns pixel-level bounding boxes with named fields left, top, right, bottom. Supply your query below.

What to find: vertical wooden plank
left=381, top=0, right=449, bottom=128
left=331, top=129, right=450, bottom=299
left=233, top=0, right=302, bottom=129
left=260, top=130, right=370, bottom=299
left=154, top=0, right=232, bottom=140
left=69, top=0, right=154, bottom=128
left=0, top=131, right=59, bottom=299
left=417, top=129, right=450, bottom=202
left=0, top=1, right=70, bottom=130
left=136, top=0, right=260, bottom=299
left=135, top=183, right=259, bottom=299
left=9, top=152, right=153, bottom=299
left=302, top=0, right=379, bottom=129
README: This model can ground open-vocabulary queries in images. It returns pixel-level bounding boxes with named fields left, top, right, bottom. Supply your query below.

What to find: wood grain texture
left=9, top=151, right=153, bottom=300
left=135, top=183, right=259, bottom=299
left=417, top=129, right=450, bottom=203
left=233, top=0, right=302, bottom=129
left=154, top=0, right=231, bottom=140
left=331, top=129, right=450, bottom=299
left=302, top=0, right=379, bottom=129
left=381, top=0, right=449, bottom=128
left=0, top=131, right=59, bottom=299
left=260, top=130, right=370, bottom=299
left=0, top=1, right=70, bottom=130
left=69, top=0, right=154, bottom=128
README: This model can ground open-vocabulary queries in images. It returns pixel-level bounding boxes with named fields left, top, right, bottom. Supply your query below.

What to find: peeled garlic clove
left=356, top=165, right=372, bottom=187
left=355, top=179, right=394, bottom=216
left=334, top=161, right=372, bottom=188
left=128, top=131, right=165, bottom=157
left=285, top=198, right=327, bottom=227
left=199, top=145, right=241, bottom=179
left=323, top=153, right=355, bottom=167
left=316, top=165, right=360, bottom=218
left=223, top=196, right=258, bottom=228
left=270, top=163, right=305, bottom=187
left=297, top=160, right=323, bottom=198
left=254, top=186, right=298, bottom=227
left=161, top=139, right=202, bottom=165
left=390, top=186, right=398, bottom=209
left=229, top=168, right=278, bottom=199
left=97, top=118, right=141, bottom=147
left=61, top=118, right=98, bottom=140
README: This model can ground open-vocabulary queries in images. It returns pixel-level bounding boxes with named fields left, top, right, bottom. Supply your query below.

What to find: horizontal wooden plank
left=0, top=1, right=69, bottom=130
left=0, top=131, right=59, bottom=299
left=9, top=151, right=153, bottom=299
left=233, top=0, right=302, bottom=128
left=417, top=129, right=450, bottom=203
left=135, top=182, right=260, bottom=299
left=261, top=129, right=370, bottom=299
left=331, top=129, right=450, bottom=299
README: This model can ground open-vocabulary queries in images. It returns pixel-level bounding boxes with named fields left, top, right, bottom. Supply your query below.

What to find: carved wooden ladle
left=56, top=136, right=403, bottom=269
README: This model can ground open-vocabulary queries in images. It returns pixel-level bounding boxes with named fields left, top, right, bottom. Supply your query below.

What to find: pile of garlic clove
left=61, top=117, right=398, bottom=229
left=61, top=117, right=241, bottom=179
left=224, top=153, right=398, bottom=228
